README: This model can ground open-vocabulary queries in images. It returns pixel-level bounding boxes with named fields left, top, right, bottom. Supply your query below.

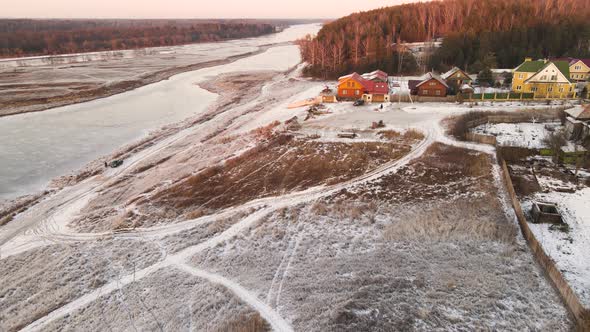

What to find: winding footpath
left=3, top=105, right=514, bottom=331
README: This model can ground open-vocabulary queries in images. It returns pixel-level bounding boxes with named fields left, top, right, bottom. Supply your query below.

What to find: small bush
left=378, top=130, right=401, bottom=140
left=214, top=312, right=270, bottom=332
left=311, top=202, right=329, bottom=216
left=403, top=129, right=425, bottom=141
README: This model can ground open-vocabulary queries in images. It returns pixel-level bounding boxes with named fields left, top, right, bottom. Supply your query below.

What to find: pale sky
left=3, top=0, right=421, bottom=19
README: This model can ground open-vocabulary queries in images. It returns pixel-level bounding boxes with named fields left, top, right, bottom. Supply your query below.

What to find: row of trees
left=430, top=20, right=590, bottom=72
left=0, top=19, right=277, bottom=57
left=298, top=0, right=590, bottom=78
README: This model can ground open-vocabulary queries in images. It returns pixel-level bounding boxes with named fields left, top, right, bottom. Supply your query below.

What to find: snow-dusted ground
left=0, top=25, right=320, bottom=201
left=0, top=58, right=579, bottom=330
left=473, top=122, right=561, bottom=149
left=523, top=187, right=590, bottom=307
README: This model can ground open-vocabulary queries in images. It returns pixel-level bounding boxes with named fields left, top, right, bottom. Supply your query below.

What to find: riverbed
left=0, top=23, right=321, bottom=200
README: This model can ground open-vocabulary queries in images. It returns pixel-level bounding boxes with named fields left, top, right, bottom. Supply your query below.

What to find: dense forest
left=298, top=0, right=590, bottom=78
left=0, top=19, right=291, bottom=57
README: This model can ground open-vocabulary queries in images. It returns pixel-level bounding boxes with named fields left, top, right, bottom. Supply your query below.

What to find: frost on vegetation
left=0, top=239, right=162, bottom=331
left=187, top=198, right=570, bottom=331
left=42, top=268, right=268, bottom=332
left=141, top=136, right=408, bottom=224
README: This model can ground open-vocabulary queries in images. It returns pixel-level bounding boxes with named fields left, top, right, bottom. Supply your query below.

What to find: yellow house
left=568, top=59, right=590, bottom=82
left=512, top=58, right=576, bottom=98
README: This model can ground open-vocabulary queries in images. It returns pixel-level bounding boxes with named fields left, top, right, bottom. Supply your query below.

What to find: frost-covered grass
left=188, top=200, right=570, bottom=331
left=0, top=239, right=163, bottom=331
left=184, top=143, right=572, bottom=331
left=41, top=268, right=267, bottom=332
left=146, top=135, right=410, bottom=221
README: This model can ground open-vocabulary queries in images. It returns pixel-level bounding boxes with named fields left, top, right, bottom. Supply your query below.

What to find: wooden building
left=338, top=70, right=390, bottom=101
left=413, top=72, right=448, bottom=97
left=337, top=72, right=370, bottom=99
left=441, top=67, right=472, bottom=92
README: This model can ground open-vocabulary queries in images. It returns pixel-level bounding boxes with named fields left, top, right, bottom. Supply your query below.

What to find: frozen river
left=0, top=24, right=321, bottom=200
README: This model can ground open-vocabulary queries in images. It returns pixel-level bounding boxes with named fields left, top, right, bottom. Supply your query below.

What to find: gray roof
left=415, top=72, right=449, bottom=88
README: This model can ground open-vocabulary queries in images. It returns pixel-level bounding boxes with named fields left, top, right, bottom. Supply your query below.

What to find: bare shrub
left=185, top=208, right=208, bottom=220
left=151, top=139, right=407, bottom=217
left=253, top=121, right=281, bottom=140
left=449, top=111, right=489, bottom=140
left=383, top=199, right=517, bottom=243
left=403, top=129, right=425, bottom=141
left=348, top=205, right=362, bottom=220
left=311, top=201, right=329, bottom=216
left=112, top=212, right=132, bottom=230
left=378, top=130, right=401, bottom=140
left=214, top=312, right=270, bottom=332
left=542, top=129, right=567, bottom=162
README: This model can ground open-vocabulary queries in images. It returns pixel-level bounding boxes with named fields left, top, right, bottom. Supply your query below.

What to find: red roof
left=339, top=72, right=389, bottom=94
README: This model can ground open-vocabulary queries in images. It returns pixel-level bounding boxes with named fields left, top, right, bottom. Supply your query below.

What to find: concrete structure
left=531, top=202, right=563, bottom=224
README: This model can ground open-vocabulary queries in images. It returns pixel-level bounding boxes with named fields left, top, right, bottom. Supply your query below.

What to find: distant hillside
left=0, top=19, right=288, bottom=58
left=298, top=0, right=590, bottom=78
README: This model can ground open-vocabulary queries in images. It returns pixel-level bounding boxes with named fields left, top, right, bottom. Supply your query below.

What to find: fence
left=461, top=92, right=575, bottom=101
left=464, top=133, right=497, bottom=145
left=500, top=159, right=590, bottom=330
left=465, top=113, right=562, bottom=129
left=390, top=95, right=456, bottom=103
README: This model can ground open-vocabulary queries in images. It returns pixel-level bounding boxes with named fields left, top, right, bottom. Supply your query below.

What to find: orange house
left=337, top=73, right=370, bottom=99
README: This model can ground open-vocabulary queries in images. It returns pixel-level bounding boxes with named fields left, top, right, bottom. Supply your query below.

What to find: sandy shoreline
left=0, top=69, right=283, bottom=223
left=0, top=42, right=290, bottom=118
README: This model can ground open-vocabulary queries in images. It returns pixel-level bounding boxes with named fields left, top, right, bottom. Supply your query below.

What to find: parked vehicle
left=353, top=99, right=365, bottom=106
left=109, top=160, right=124, bottom=168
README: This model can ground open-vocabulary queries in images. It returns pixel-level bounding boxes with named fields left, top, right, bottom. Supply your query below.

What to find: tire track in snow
left=172, top=262, right=294, bottom=332
left=18, top=124, right=437, bottom=332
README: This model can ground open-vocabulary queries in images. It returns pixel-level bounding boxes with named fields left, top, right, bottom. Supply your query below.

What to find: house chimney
left=524, top=57, right=532, bottom=62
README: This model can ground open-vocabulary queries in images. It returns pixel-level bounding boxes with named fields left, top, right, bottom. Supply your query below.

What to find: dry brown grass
left=214, top=312, right=270, bottom=332
left=336, top=143, right=493, bottom=203
left=402, top=128, right=425, bottom=141
left=379, top=129, right=424, bottom=142
left=378, top=130, right=401, bottom=140
left=252, top=121, right=281, bottom=140
left=383, top=199, right=517, bottom=244
left=150, top=136, right=409, bottom=216
left=185, top=208, right=209, bottom=220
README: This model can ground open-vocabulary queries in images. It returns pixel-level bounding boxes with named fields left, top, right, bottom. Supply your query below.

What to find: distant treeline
left=298, top=0, right=590, bottom=78
left=0, top=19, right=304, bottom=57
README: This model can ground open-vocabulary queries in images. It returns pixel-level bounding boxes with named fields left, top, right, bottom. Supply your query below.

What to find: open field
left=0, top=58, right=580, bottom=331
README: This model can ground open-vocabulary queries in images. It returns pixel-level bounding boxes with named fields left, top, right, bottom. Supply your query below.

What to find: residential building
left=337, top=71, right=389, bottom=101
left=362, top=70, right=388, bottom=83
left=568, top=59, right=590, bottom=82
left=551, top=57, right=590, bottom=81
left=441, top=67, right=472, bottom=92
left=511, top=58, right=576, bottom=98
left=564, top=105, right=590, bottom=141
left=337, top=72, right=368, bottom=99
left=411, top=72, right=448, bottom=97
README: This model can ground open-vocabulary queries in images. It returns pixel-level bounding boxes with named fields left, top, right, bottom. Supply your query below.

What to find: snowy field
left=0, top=61, right=579, bottom=331
left=472, top=122, right=561, bottom=148
left=523, top=187, right=590, bottom=307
